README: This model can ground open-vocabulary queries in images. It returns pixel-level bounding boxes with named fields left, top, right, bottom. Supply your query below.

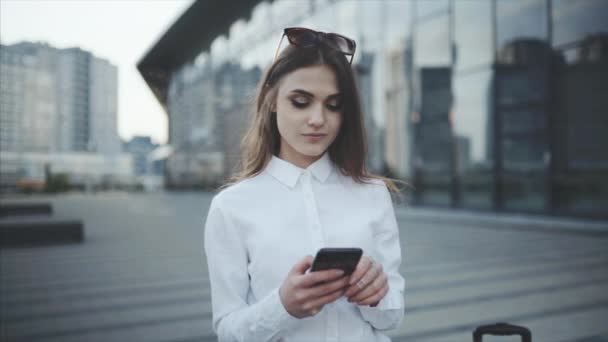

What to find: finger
left=303, top=287, right=345, bottom=315
left=358, top=282, right=389, bottom=306
left=348, top=256, right=374, bottom=287
left=349, top=271, right=387, bottom=303
left=345, top=262, right=381, bottom=298
left=290, top=255, right=314, bottom=276
left=308, top=275, right=350, bottom=298
left=299, top=268, right=344, bottom=288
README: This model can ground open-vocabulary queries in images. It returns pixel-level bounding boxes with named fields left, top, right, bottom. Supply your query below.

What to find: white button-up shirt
left=204, top=152, right=405, bottom=342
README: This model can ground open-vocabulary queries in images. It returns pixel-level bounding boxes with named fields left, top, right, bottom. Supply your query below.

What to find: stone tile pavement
left=1, top=192, right=607, bottom=342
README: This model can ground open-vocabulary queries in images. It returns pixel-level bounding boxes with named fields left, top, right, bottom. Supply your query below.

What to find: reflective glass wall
left=168, top=0, right=607, bottom=218
left=549, top=0, right=608, bottom=217
left=452, top=0, right=494, bottom=209
left=411, top=1, right=453, bottom=206
left=410, top=0, right=608, bottom=218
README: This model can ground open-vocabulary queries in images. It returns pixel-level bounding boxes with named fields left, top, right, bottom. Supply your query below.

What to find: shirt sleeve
left=204, top=195, right=300, bottom=342
left=357, top=183, right=405, bottom=331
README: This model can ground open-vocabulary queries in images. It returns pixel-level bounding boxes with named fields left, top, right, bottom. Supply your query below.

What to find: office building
left=139, top=0, right=608, bottom=218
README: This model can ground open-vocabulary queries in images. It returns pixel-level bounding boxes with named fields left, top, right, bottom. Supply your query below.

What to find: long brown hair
left=224, top=42, right=404, bottom=197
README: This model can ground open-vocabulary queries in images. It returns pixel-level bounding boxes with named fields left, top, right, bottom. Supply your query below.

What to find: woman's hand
left=279, top=255, right=350, bottom=318
left=344, top=256, right=389, bottom=306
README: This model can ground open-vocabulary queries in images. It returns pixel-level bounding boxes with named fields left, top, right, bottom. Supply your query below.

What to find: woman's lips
left=302, top=133, right=327, bottom=143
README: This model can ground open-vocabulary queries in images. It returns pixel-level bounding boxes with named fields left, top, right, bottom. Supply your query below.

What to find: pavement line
left=398, top=213, right=608, bottom=237
left=2, top=292, right=212, bottom=323
left=556, top=332, right=608, bottom=342
left=407, top=258, right=608, bottom=293
left=0, top=268, right=208, bottom=294
left=403, top=249, right=607, bottom=275
left=3, top=310, right=213, bottom=341
left=392, top=299, right=608, bottom=341
left=406, top=274, right=608, bottom=314
left=0, top=253, right=204, bottom=272
left=1, top=277, right=209, bottom=305
left=0, top=256, right=205, bottom=283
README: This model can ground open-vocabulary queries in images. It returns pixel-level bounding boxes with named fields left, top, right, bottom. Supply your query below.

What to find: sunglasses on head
left=274, top=27, right=357, bottom=65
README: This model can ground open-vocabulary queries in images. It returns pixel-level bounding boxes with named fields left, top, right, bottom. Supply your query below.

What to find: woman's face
left=275, top=64, right=343, bottom=168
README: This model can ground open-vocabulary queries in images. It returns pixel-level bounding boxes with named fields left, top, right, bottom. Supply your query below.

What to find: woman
left=204, top=27, right=405, bottom=342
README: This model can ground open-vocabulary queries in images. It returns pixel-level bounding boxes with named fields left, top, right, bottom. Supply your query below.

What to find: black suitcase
left=473, top=322, right=532, bottom=342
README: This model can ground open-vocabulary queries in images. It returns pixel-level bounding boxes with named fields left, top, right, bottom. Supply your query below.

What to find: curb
left=395, top=206, right=608, bottom=236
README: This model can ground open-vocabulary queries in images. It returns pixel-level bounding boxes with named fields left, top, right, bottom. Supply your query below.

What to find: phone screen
left=310, top=247, right=363, bottom=275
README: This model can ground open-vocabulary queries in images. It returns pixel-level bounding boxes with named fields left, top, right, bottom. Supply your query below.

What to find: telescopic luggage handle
left=473, top=322, right=531, bottom=342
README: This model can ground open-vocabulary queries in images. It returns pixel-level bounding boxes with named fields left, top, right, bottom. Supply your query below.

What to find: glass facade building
left=166, top=0, right=607, bottom=218
left=410, top=0, right=608, bottom=218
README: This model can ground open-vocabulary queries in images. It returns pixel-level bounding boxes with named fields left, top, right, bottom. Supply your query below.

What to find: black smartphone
left=310, top=247, right=363, bottom=275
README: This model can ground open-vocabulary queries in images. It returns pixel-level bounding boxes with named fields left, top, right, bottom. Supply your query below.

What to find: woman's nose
left=307, top=105, right=326, bottom=126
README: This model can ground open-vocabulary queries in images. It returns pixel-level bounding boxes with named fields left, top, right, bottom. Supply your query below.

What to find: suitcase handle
left=473, top=323, right=531, bottom=342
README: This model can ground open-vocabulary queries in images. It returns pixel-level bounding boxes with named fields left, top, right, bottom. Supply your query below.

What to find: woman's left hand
left=344, top=256, right=389, bottom=306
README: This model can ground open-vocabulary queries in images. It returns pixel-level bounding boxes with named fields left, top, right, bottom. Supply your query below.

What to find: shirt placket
left=301, top=170, right=339, bottom=342
left=301, top=170, right=324, bottom=248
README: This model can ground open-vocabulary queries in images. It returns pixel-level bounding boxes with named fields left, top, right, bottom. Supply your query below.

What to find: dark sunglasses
left=274, top=27, right=357, bottom=65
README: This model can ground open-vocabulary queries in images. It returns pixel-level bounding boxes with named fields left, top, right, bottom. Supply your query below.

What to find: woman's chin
left=297, top=146, right=326, bottom=158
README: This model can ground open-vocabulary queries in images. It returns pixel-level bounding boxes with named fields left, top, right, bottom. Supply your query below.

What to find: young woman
left=204, top=27, right=405, bottom=342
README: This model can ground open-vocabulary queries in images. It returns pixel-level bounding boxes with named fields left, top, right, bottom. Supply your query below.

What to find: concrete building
left=385, top=41, right=414, bottom=179
left=165, top=61, right=223, bottom=188
left=123, top=136, right=159, bottom=176
left=214, top=62, right=261, bottom=182
left=0, top=151, right=134, bottom=192
left=1, top=42, right=120, bottom=154
left=0, top=42, right=59, bottom=153
left=0, top=41, right=125, bottom=192
left=89, top=57, right=121, bottom=155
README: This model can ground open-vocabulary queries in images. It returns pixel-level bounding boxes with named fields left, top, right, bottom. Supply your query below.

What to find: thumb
left=290, top=255, right=313, bottom=275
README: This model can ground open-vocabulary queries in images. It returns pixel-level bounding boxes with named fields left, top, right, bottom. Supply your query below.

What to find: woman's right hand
left=279, top=255, right=350, bottom=318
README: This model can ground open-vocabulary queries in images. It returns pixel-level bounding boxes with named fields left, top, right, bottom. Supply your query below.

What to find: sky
left=0, top=0, right=194, bottom=145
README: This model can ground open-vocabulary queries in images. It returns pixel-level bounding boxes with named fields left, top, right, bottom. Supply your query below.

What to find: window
left=452, top=70, right=494, bottom=208
left=552, top=0, right=608, bottom=47
left=454, top=0, right=493, bottom=72
left=496, top=0, right=548, bottom=54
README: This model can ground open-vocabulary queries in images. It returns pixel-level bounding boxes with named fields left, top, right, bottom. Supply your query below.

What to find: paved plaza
left=1, top=192, right=607, bottom=342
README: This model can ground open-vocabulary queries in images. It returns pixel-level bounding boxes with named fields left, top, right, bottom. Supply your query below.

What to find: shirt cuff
left=257, top=287, right=301, bottom=331
left=360, top=288, right=403, bottom=312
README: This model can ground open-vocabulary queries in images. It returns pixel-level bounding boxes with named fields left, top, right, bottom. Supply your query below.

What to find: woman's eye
left=326, top=100, right=342, bottom=111
left=290, top=97, right=309, bottom=108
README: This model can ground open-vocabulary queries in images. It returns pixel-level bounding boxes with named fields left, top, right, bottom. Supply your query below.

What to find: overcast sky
left=1, top=0, right=194, bottom=144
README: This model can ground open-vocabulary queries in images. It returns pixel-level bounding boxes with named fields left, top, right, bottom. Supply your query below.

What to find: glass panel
left=415, top=13, right=451, bottom=67
left=454, top=0, right=493, bottom=72
left=552, top=0, right=608, bottom=47
left=356, top=0, right=384, bottom=51
left=553, top=57, right=608, bottom=217
left=386, top=0, right=412, bottom=47
left=496, top=65, right=549, bottom=212
left=415, top=0, right=449, bottom=18
left=336, top=0, right=359, bottom=38
left=497, top=0, right=548, bottom=54
left=452, top=70, right=494, bottom=209
left=412, top=11, right=453, bottom=206
left=412, top=67, right=453, bottom=206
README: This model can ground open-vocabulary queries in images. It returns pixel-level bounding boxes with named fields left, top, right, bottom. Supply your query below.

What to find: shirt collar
left=266, top=152, right=333, bottom=188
